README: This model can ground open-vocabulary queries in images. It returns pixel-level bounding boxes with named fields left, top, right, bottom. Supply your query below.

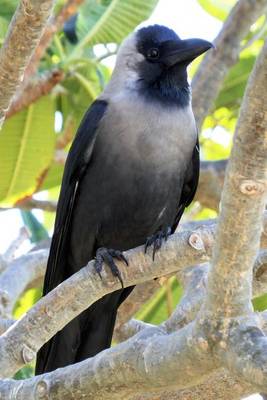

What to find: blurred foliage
left=13, top=287, right=42, bottom=319
left=0, top=96, right=55, bottom=205
left=136, top=278, right=183, bottom=324
left=198, top=0, right=237, bottom=21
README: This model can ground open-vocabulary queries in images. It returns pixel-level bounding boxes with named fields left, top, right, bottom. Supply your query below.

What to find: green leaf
left=20, top=210, right=49, bottom=243
left=215, top=55, right=257, bottom=111
left=70, top=0, right=159, bottom=57
left=0, top=96, right=56, bottom=205
left=40, top=163, right=64, bottom=191
left=60, top=63, right=110, bottom=126
left=197, top=0, right=237, bottom=21
left=201, top=137, right=232, bottom=160
left=253, top=293, right=267, bottom=312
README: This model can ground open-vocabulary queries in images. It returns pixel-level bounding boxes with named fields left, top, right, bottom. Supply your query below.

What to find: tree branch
left=203, top=39, right=267, bottom=318
left=0, top=225, right=214, bottom=377
left=192, top=0, right=267, bottom=128
left=23, top=0, right=85, bottom=81
left=131, top=370, right=254, bottom=400
left=115, top=249, right=267, bottom=344
left=6, top=69, right=64, bottom=118
left=196, top=160, right=227, bottom=210
left=0, top=198, right=58, bottom=213
left=0, top=249, right=48, bottom=318
left=0, top=320, right=216, bottom=399
left=0, top=0, right=54, bottom=126
left=3, top=226, right=29, bottom=263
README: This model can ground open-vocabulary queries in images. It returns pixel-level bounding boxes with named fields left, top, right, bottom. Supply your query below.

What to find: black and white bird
left=36, top=24, right=213, bottom=374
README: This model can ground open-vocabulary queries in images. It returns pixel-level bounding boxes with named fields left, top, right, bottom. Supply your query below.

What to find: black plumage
left=36, top=25, right=212, bottom=375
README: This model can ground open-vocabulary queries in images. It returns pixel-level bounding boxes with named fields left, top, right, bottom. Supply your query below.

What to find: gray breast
left=99, top=91, right=197, bottom=177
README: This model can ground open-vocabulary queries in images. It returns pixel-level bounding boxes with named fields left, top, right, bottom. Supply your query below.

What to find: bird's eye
left=147, top=48, right=160, bottom=60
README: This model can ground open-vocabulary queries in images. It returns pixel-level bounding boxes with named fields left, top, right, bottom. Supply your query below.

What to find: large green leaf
left=215, top=55, right=256, bottom=111
left=0, top=96, right=56, bottom=205
left=69, top=0, right=159, bottom=57
left=40, top=162, right=64, bottom=191
left=197, top=0, right=237, bottom=21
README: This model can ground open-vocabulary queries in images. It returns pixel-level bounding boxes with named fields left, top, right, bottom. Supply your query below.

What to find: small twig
left=6, top=69, right=64, bottom=118
left=0, top=199, right=58, bottom=213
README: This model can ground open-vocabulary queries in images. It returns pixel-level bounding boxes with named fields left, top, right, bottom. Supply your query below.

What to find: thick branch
left=196, top=160, right=227, bottom=210
left=0, top=227, right=213, bottom=378
left=0, top=212, right=266, bottom=322
left=214, top=313, right=267, bottom=392
left=192, top=0, right=267, bottom=128
left=0, top=321, right=215, bottom=400
left=24, top=0, right=85, bottom=80
left=0, top=0, right=54, bottom=126
left=116, top=250, right=267, bottom=343
left=204, top=39, right=267, bottom=317
left=131, top=370, right=254, bottom=400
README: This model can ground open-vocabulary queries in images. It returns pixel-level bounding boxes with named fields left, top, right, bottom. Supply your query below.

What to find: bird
left=35, top=24, right=213, bottom=374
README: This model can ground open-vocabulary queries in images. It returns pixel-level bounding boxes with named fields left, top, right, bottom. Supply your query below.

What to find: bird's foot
left=94, top=247, right=128, bottom=288
left=145, top=227, right=172, bottom=261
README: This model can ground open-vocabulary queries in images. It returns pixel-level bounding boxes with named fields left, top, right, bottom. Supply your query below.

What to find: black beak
left=161, top=38, right=214, bottom=67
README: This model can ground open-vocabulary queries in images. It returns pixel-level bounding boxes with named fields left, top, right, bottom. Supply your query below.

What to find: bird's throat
left=146, top=65, right=191, bottom=108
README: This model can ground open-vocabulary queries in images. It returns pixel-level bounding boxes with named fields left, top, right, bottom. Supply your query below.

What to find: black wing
left=43, top=99, right=108, bottom=295
left=172, top=136, right=200, bottom=232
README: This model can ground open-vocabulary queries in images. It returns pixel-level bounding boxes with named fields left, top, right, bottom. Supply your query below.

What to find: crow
left=36, top=24, right=213, bottom=374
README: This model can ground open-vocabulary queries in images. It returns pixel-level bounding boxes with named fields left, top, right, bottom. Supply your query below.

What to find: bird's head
left=112, top=25, right=213, bottom=107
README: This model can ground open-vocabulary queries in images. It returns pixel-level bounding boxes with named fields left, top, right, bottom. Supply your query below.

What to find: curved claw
left=145, top=236, right=154, bottom=254
left=145, top=226, right=172, bottom=260
left=165, top=227, right=172, bottom=241
left=152, top=236, right=162, bottom=261
left=94, top=247, right=126, bottom=288
left=110, top=249, right=129, bottom=266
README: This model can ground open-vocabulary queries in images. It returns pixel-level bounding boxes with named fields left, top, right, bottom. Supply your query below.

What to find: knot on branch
left=188, top=232, right=205, bottom=251
left=21, top=344, right=35, bottom=364
left=239, top=179, right=266, bottom=196
left=35, top=380, right=49, bottom=399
